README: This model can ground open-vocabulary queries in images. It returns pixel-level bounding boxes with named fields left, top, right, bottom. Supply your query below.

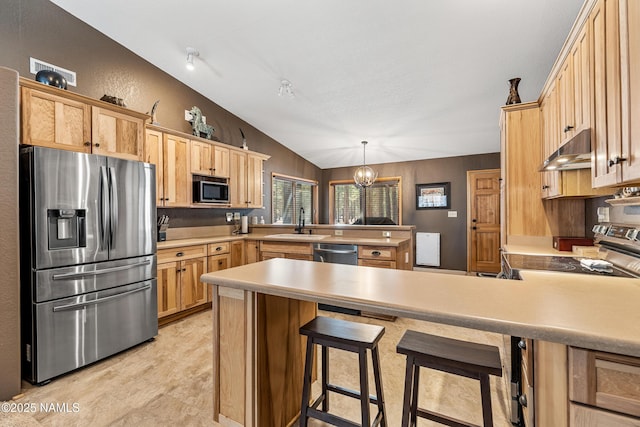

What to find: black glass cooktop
left=502, top=253, right=636, bottom=279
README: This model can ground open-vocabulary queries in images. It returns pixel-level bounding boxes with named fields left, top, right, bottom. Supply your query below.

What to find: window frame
left=271, top=172, right=318, bottom=224
left=328, top=176, right=403, bottom=225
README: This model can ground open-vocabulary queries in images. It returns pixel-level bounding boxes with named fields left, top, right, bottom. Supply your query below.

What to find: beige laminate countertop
left=157, top=233, right=408, bottom=249
left=201, top=258, right=640, bottom=357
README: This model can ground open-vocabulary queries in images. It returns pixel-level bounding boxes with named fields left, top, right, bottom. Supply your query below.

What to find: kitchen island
left=201, top=258, right=640, bottom=426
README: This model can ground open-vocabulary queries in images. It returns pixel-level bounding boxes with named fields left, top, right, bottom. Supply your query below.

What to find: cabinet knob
left=182, top=268, right=187, bottom=272
left=563, top=125, right=575, bottom=133
left=94, top=143, right=100, bottom=147
left=608, top=156, right=628, bottom=167
left=371, top=250, right=381, bottom=256
left=542, top=185, right=549, bottom=190
left=519, top=394, right=528, bottom=407
left=84, top=141, right=92, bottom=146
left=518, top=339, right=527, bottom=350
left=176, top=252, right=184, bottom=257
left=215, top=246, right=222, bottom=251
left=218, top=260, right=223, bottom=266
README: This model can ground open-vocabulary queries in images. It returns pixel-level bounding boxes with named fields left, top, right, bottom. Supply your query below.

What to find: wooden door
left=157, top=262, right=180, bottom=318
left=163, top=133, right=190, bottom=207
left=467, top=169, right=501, bottom=273
left=181, top=257, right=207, bottom=310
left=213, top=145, right=230, bottom=178
left=229, top=150, right=247, bottom=207
left=144, top=129, right=165, bottom=206
left=190, top=140, right=214, bottom=176
left=592, top=0, right=623, bottom=187
left=91, top=107, right=144, bottom=161
left=21, top=86, right=91, bottom=152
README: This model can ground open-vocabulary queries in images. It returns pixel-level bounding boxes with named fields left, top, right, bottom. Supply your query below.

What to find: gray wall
left=322, top=153, right=501, bottom=270
left=0, top=0, right=322, bottom=226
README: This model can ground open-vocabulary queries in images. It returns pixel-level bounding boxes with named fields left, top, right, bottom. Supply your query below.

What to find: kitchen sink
left=264, top=233, right=329, bottom=240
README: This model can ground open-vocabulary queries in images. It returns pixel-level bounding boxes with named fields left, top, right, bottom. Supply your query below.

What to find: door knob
left=472, top=226, right=477, bottom=230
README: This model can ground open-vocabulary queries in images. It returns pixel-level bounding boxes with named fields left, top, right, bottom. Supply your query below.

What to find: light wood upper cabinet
left=91, top=107, right=144, bottom=161
left=163, top=133, right=191, bottom=207
left=190, top=140, right=230, bottom=178
left=558, top=56, right=576, bottom=145
left=20, top=79, right=148, bottom=160
left=21, top=86, right=91, bottom=152
left=541, top=83, right=562, bottom=198
left=144, top=128, right=165, bottom=206
left=572, top=23, right=592, bottom=136
left=229, top=150, right=268, bottom=208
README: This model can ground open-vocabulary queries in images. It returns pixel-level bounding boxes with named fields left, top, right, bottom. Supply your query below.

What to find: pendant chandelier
left=354, top=141, right=377, bottom=188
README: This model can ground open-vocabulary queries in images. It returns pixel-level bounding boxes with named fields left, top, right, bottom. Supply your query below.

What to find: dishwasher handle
left=314, top=247, right=358, bottom=255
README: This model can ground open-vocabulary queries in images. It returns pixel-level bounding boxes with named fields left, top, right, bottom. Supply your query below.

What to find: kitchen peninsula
left=201, top=258, right=640, bottom=426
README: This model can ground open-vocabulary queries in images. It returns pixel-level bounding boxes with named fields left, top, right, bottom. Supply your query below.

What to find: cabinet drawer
left=359, top=246, right=395, bottom=260
left=259, top=241, right=312, bottom=255
left=208, top=241, right=230, bottom=256
left=570, top=347, right=640, bottom=417
left=158, top=245, right=207, bottom=263
left=358, top=259, right=396, bottom=269
left=570, top=402, right=640, bottom=426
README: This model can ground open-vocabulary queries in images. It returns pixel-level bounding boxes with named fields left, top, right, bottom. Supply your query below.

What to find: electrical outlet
left=233, top=212, right=240, bottom=220
left=226, top=213, right=233, bottom=223
left=334, top=229, right=343, bottom=236
left=382, top=231, right=391, bottom=238
left=448, top=211, right=458, bottom=218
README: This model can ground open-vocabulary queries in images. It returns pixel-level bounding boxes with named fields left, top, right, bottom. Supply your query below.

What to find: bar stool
left=396, top=330, right=502, bottom=427
left=299, top=316, right=387, bottom=427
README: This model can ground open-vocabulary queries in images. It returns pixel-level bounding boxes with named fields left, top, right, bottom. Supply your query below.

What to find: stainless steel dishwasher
left=313, top=243, right=360, bottom=315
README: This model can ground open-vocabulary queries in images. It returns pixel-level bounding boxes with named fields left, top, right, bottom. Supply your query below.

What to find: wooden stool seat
left=300, top=316, right=387, bottom=427
left=396, top=330, right=502, bottom=427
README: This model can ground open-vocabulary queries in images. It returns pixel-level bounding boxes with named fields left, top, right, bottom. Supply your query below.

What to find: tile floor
left=3, top=309, right=514, bottom=426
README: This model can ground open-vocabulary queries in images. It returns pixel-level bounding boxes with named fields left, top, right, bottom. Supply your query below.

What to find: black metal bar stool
left=396, top=330, right=502, bottom=427
left=299, top=316, right=387, bottom=427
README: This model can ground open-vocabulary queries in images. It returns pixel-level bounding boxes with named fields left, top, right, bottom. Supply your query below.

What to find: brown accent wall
left=322, top=153, right=501, bottom=271
left=0, top=0, right=322, bottom=225
left=0, top=67, right=21, bottom=400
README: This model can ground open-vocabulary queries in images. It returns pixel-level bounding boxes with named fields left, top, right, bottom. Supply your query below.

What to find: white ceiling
left=51, top=0, right=584, bottom=169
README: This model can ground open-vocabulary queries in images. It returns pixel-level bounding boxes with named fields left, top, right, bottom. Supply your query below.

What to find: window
left=271, top=173, right=317, bottom=224
left=329, top=177, right=402, bottom=225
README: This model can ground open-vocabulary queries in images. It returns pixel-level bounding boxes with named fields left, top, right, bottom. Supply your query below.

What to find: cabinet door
left=190, top=140, right=214, bottom=176
left=572, top=23, right=592, bottom=135
left=163, top=133, right=191, bottom=207
left=592, top=0, right=623, bottom=187
left=541, top=84, right=562, bottom=198
left=230, top=240, right=244, bottom=267
left=229, top=150, right=247, bottom=207
left=91, top=107, right=144, bottom=161
left=181, top=257, right=207, bottom=310
left=245, top=240, right=259, bottom=264
left=570, top=402, right=640, bottom=427
left=620, top=0, right=640, bottom=183
left=157, top=262, right=180, bottom=318
left=207, top=253, right=231, bottom=301
left=558, top=56, right=576, bottom=145
left=144, top=129, right=165, bottom=206
left=535, top=340, right=568, bottom=427
left=213, top=145, right=230, bottom=178
left=246, top=153, right=264, bottom=208
left=21, top=86, right=91, bottom=152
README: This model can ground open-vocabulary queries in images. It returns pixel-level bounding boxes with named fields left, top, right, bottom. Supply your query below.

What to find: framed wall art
left=416, top=182, right=451, bottom=209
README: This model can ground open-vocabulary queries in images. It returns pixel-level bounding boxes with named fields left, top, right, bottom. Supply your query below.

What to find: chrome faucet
left=295, top=207, right=305, bottom=234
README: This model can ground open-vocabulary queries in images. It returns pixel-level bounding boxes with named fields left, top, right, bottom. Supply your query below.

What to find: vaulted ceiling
left=51, top=0, right=584, bottom=169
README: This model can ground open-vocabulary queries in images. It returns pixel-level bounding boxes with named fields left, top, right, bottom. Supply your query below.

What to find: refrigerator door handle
left=51, top=259, right=152, bottom=280
left=100, top=166, right=109, bottom=250
left=52, top=284, right=152, bottom=312
left=108, top=167, right=118, bottom=250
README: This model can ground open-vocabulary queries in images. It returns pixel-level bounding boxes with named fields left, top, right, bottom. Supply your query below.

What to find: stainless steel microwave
left=193, top=180, right=229, bottom=203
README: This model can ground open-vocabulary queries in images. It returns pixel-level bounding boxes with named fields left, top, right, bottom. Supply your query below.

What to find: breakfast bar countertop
left=201, top=258, right=640, bottom=357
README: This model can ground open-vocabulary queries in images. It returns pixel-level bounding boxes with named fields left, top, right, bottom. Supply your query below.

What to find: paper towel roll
left=241, top=215, right=248, bottom=234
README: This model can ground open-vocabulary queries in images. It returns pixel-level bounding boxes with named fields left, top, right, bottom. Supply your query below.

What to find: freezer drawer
left=24, top=280, right=158, bottom=384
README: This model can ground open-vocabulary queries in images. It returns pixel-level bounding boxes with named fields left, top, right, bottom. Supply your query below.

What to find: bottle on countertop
left=260, top=216, right=265, bottom=224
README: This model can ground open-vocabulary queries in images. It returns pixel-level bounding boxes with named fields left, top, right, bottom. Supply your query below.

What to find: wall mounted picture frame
left=416, top=182, right=451, bottom=209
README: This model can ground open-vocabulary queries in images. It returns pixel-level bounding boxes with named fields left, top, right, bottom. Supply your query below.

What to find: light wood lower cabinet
left=245, top=240, right=259, bottom=264
left=358, top=245, right=396, bottom=269
left=211, top=286, right=316, bottom=427
left=570, top=402, right=640, bottom=426
left=259, top=241, right=313, bottom=261
left=534, top=340, right=568, bottom=427
left=157, top=245, right=208, bottom=320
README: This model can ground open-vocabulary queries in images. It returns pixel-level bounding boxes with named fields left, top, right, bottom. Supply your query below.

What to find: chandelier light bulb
left=354, top=141, right=377, bottom=188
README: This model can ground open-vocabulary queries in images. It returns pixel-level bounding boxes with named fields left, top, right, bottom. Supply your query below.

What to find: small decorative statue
left=239, top=128, right=248, bottom=150
left=506, top=77, right=522, bottom=105
left=100, top=94, right=126, bottom=107
left=149, top=100, right=160, bottom=125
left=188, top=106, right=215, bottom=139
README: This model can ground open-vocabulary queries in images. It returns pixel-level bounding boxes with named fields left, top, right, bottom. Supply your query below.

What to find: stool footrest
left=307, top=407, right=361, bottom=427
left=326, top=383, right=380, bottom=405
left=416, top=407, right=480, bottom=427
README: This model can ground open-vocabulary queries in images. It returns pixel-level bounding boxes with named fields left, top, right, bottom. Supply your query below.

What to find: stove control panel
left=592, top=224, right=610, bottom=235
left=603, top=224, right=640, bottom=241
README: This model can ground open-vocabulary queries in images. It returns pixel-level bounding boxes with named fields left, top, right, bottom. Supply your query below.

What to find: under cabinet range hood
left=540, top=129, right=592, bottom=171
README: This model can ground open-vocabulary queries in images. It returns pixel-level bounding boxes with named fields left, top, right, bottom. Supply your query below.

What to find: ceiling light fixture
left=278, top=79, right=294, bottom=98
left=354, top=141, right=377, bottom=188
left=186, top=47, right=199, bottom=71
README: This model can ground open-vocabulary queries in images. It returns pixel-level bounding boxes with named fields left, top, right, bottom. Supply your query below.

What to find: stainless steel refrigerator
left=20, top=146, right=158, bottom=385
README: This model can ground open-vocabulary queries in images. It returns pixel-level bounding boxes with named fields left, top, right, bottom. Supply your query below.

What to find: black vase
left=35, top=70, right=67, bottom=90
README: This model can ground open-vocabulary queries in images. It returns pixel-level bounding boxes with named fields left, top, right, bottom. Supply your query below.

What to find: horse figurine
left=188, top=106, right=215, bottom=139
